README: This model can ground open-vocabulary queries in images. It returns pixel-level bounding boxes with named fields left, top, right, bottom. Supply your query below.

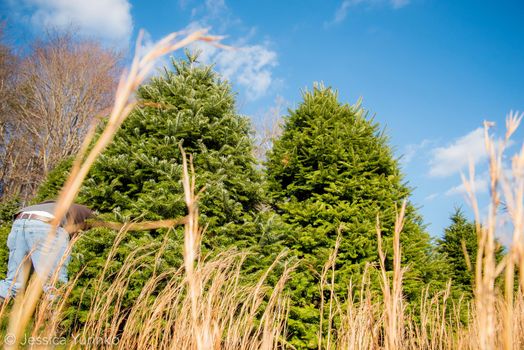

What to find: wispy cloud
left=428, top=127, right=487, bottom=177
left=445, top=172, right=489, bottom=196
left=204, top=0, right=227, bottom=17
left=185, top=7, right=278, bottom=101
left=16, top=0, right=133, bottom=42
left=328, top=0, right=410, bottom=25
left=424, top=193, right=439, bottom=202
left=400, top=139, right=432, bottom=165
left=332, top=0, right=365, bottom=24
left=216, top=45, right=277, bottom=99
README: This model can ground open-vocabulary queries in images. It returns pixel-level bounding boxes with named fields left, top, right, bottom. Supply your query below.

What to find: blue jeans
left=0, top=219, right=71, bottom=299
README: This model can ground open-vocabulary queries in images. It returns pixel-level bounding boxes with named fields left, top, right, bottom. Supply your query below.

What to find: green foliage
left=0, top=225, right=10, bottom=280
left=0, top=197, right=20, bottom=224
left=81, top=54, right=263, bottom=247
left=0, top=198, right=19, bottom=279
left=34, top=157, right=74, bottom=203
left=265, top=85, right=445, bottom=348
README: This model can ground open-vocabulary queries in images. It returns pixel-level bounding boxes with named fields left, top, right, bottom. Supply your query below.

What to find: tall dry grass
left=318, top=112, right=524, bottom=350
left=0, top=26, right=523, bottom=349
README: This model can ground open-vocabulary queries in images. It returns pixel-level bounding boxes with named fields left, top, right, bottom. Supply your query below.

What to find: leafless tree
left=253, top=95, right=286, bottom=161
left=0, top=25, right=25, bottom=200
left=0, top=30, right=122, bottom=202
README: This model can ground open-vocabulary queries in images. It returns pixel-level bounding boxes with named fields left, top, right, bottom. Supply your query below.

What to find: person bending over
left=0, top=200, right=93, bottom=301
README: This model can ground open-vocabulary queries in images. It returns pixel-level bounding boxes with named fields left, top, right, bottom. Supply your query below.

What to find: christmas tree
left=38, top=52, right=268, bottom=329
left=265, top=85, right=442, bottom=348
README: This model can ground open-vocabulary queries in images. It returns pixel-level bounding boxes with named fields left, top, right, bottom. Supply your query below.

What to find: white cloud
left=216, top=45, right=277, bottom=99
left=428, top=127, right=487, bottom=177
left=445, top=173, right=489, bottom=196
left=181, top=1, right=280, bottom=100
left=21, top=0, right=133, bottom=42
left=329, top=0, right=410, bottom=25
left=187, top=21, right=278, bottom=100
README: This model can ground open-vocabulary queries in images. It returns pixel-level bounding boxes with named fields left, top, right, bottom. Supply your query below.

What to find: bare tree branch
left=0, top=29, right=123, bottom=202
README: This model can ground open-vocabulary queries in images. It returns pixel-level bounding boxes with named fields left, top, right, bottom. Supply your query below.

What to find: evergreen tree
left=0, top=197, right=19, bottom=279
left=265, top=85, right=443, bottom=348
left=80, top=53, right=264, bottom=249
left=38, top=53, right=268, bottom=330
left=438, top=208, right=477, bottom=294
left=438, top=207, right=505, bottom=296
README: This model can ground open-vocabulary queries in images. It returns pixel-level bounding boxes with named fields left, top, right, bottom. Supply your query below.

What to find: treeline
left=0, top=33, right=487, bottom=349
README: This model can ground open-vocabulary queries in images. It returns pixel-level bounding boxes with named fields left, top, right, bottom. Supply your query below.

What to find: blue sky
left=2, top=0, right=524, bottom=239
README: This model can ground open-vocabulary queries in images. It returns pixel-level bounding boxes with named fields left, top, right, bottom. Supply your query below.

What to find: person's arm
left=63, top=222, right=87, bottom=234
left=84, top=216, right=188, bottom=231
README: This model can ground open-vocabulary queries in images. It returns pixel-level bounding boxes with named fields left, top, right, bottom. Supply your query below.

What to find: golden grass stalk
left=318, top=231, right=341, bottom=350
left=179, top=145, right=209, bottom=349
left=499, top=112, right=524, bottom=350
left=376, top=200, right=407, bottom=350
